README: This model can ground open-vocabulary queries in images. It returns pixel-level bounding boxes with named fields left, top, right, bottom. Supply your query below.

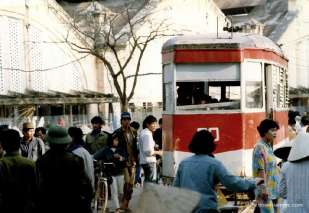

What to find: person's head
left=188, top=130, right=216, bottom=155
left=130, top=121, right=140, bottom=131
left=57, top=117, right=66, bottom=127
left=45, top=126, right=71, bottom=150
left=35, top=127, right=46, bottom=141
left=91, top=116, right=104, bottom=130
left=68, top=127, right=84, bottom=145
left=22, top=122, right=35, bottom=140
left=142, top=115, right=157, bottom=132
left=158, top=118, right=162, bottom=128
left=1, top=129, right=21, bottom=153
left=257, top=119, right=279, bottom=142
left=301, top=115, right=309, bottom=126
left=107, top=133, right=119, bottom=148
left=121, top=112, right=131, bottom=128
left=288, top=111, right=300, bottom=126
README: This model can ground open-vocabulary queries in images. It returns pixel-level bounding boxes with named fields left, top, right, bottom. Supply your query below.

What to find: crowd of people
left=0, top=112, right=163, bottom=213
left=1, top=110, right=309, bottom=213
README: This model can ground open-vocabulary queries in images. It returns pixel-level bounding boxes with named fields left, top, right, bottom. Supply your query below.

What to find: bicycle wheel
left=94, top=178, right=108, bottom=213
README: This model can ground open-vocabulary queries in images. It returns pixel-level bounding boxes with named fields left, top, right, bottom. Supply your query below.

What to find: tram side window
left=273, top=66, right=289, bottom=109
left=176, top=81, right=240, bottom=110
left=245, top=62, right=263, bottom=108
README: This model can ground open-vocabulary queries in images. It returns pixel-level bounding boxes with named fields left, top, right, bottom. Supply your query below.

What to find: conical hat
left=134, top=183, right=201, bottom=213
left=288, top=133, right=309, bottom=162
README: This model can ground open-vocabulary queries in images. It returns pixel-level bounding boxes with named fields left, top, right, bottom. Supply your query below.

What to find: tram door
left=265, top=64, right=274, bottom=119
left=265, top=64, right=288, bottom=120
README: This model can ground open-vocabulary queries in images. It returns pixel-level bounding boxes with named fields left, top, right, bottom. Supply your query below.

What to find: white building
left=0, top=0, right=116, bottom=129
left=58, top=0, right=228, bottom=125
left=127, top=0, right=228, bottom=106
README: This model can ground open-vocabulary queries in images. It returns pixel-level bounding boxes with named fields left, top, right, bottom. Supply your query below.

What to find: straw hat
left=22, top=122, right=34, bottom=130
left=274, top=140, right=293, bottom=160
left=288, top=133, right=309, bottom=162
left=133, top=183, right=201, bottom=213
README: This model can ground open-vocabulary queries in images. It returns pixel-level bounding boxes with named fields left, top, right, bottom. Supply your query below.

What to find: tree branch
left=127, top=43, right=147, bottom=101
left=126, top=72, right=162, bottom=79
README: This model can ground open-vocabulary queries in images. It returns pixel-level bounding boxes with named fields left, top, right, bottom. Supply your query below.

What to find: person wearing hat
left=274, top=140, right=293, bottom=213
left=279, top=133, right=309, bottom=212
left=85, top=116, right=109, bottom=154
left=113, top=112, right=138, bottom=211
left=36, top=126, right=93, bottom=213
left=0, top=129, right=37, bottom=213
left=20, top=122, right=45, bottom=161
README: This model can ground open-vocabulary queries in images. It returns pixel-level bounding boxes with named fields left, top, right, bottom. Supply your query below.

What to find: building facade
left=58, top=0, right=228, bottom=126
left=0, top=0, right=116, bottom=130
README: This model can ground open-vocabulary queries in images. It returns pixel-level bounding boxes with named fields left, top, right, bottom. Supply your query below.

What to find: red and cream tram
left=161, top=33, right=289, bottom=179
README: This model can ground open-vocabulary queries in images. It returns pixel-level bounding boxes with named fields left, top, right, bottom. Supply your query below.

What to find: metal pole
left=217, top=16, right=218, bottom=38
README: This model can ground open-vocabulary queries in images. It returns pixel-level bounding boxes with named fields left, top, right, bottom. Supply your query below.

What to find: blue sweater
left=173, top=154, right=256, bottom=212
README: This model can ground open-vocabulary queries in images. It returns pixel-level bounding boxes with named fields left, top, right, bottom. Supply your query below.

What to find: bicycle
left=93, top=161, right=113, bottom=213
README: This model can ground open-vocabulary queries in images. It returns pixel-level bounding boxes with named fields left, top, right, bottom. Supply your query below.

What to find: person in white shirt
left=139, top=115, right=162, bottom=183
left=298, top=115, right=309, bottom=134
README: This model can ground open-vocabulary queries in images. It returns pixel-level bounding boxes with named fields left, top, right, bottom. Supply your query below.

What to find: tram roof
left=162, top=33, right=285, bottom=57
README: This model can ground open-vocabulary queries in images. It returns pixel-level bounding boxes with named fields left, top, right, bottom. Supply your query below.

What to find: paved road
left=129, top=186, right=143, bottom=210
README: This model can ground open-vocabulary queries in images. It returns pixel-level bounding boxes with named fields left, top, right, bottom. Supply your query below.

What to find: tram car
left=161, top=33, right=289, bottom=180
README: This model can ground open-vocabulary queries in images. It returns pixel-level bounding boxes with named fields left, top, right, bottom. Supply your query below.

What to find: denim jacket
left=173, top=154, right=256, bottom=212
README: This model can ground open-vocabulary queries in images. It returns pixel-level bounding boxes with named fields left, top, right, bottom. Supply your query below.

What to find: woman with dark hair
left=93, top=133, right=127, bottom=213
left=253, top=119, right=280, bottom=213
left=139, top=115, right=162, bottom=183
left=174, top=130, right=261, bottom=213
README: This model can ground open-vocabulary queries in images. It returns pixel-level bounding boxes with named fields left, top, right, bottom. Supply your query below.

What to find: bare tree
left=63, top=1, right=170, bottom=112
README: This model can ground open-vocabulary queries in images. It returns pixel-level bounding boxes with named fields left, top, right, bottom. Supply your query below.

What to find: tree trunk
left=120, top=98, right=129, bottom=112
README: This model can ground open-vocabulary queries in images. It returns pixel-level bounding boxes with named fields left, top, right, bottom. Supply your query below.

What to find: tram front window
left=176, top=81, right=240, bottom=111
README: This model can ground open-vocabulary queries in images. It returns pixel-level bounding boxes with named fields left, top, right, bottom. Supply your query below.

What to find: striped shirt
left=280, top=160, right=309, bottom=213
